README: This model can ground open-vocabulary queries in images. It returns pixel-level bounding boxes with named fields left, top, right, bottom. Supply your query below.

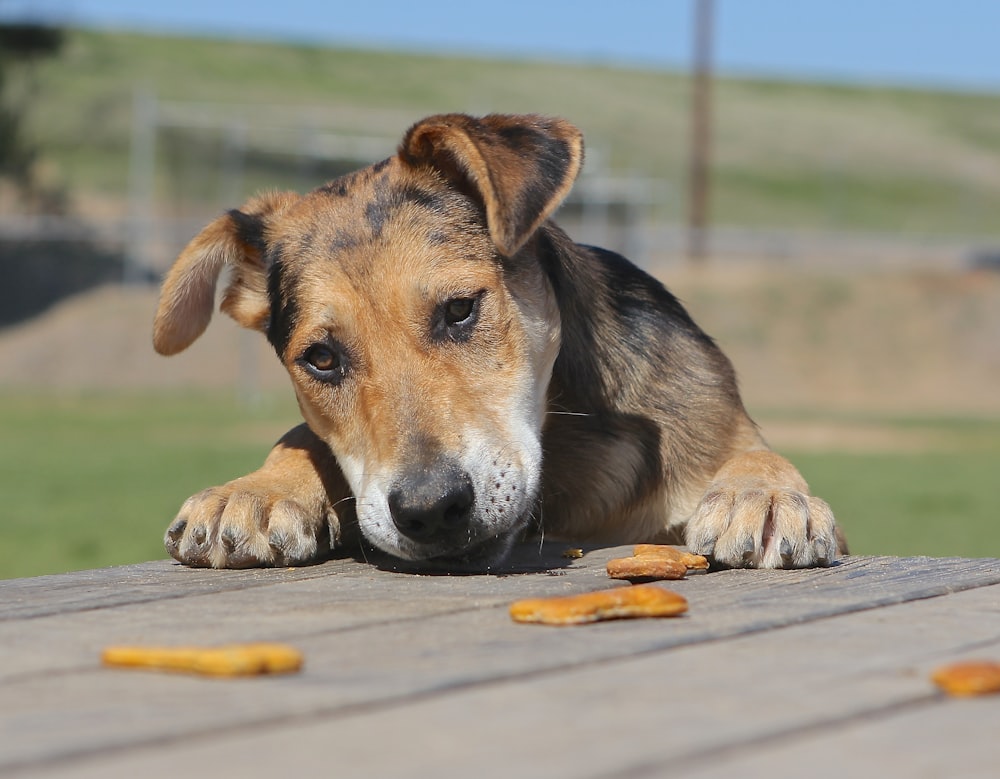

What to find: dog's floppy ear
left=153, top=191, right=298, bottom=356
left=399, top=113, right=584, bottom=257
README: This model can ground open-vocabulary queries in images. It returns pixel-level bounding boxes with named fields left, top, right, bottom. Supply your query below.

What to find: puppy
left=153, top=113, right=844, bottom=571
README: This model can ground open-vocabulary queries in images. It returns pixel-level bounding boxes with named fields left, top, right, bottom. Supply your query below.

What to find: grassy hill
left=16, top=27, right=1000, bottom=235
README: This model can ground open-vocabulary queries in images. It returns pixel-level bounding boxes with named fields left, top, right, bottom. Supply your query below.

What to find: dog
left=153, top=112, right=845, bottom=571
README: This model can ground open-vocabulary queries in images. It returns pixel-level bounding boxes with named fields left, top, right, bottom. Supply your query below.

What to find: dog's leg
left=163, top=424, right=351, bottom=568
left=685, top=449, right=842, bottom=569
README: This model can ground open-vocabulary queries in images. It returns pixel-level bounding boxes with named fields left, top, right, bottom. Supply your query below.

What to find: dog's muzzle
left=352, top=438, right=540, bottom=571
left=387, top=463, right=475, bottom=545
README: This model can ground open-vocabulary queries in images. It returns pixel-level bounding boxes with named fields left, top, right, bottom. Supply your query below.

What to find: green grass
left=1, top=393, right=997, bottom=579
left=792, top=450, right=1000, bottom=559
left=15, top=28, right=1000, bottom=235
left=0, top=392, right=299, bottom=579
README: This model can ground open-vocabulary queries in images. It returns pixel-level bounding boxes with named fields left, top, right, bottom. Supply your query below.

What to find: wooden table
left=2, top=545, right=999, bottom=778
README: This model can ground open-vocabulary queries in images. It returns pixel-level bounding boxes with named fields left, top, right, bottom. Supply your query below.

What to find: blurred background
left=1, top=0, right=998, bottom=577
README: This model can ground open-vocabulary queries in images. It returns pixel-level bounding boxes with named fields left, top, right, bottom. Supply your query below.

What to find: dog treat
left=509, top=584, right=688, bottom=625
left=931, top=661, right=1000, bottom=697
left=605, top=544, right=709, bottom=580
left=101, top=643, right=304, bottom=677
left=606, top=556, right=688, bottom=581
left=633, top=544, right=710, bottom=570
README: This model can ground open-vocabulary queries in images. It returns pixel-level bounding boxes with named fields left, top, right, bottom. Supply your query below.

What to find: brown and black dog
left=153, top=113, right=844, bottom=571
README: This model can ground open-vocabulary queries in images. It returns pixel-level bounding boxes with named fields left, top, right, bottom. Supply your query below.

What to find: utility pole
left=687, top=0, right=714, bottom=263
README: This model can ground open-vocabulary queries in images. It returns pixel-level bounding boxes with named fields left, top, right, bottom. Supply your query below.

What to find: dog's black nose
left=387, top=467, right=475, bottom=543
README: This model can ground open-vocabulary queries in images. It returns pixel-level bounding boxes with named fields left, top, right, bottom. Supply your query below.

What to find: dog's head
left=153, top=114, right=583, bottom=567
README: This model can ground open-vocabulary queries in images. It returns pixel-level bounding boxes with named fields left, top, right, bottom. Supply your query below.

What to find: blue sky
left=4, top=0, right=1000, bottom=91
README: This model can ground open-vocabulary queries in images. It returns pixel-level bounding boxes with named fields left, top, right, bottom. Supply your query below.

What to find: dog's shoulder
left=582, top=243, right=705, bottom=338
left=531, top=223, right=739, bottom=412
left=533, top=224, right=718, bottom=349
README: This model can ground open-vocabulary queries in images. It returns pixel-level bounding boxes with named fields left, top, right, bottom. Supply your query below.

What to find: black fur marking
left=365, top=183, right=447, bottom=239
left=492, top=126, right=571, bottom=249
left=297, top=231, right=315, bottom=256
left=496, top=124, right=549, bottom=153
left=227, top=209, right=266, bottom=254
left=364, top=199, right=388, bottom=239
left=265, top=241, right=287, bottom=270
left=536, top=229, right=729, bottom=413
left=317, top=172, right=356, bottom=197
left=372, top=157, right=391, bottom=174
left=330, top=229, right=361, bottom=254
left=318, top=181, right=349, bottom=197
left=590, top=245, right=709, bottom=344
left=264, top=240, right=286, bottom=269
left=266, top=243, right=298, bottom=357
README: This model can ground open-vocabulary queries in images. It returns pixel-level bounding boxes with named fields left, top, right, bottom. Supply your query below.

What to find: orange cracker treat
left=606, top=544, right=709, bottom=581
left=606, top=555, right=688, bottom=581
left=509, top=584, right=688, bottom=625
left=101, top=642, right=303, bottom=677
left=931, top=661, right=1000, bottom=697
left=633, top=544, right=710, bottom=570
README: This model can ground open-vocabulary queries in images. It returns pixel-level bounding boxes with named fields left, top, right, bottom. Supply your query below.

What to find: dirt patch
left=758, top=419, right=957, bottom=453
left=663, top=263, right=1000, bottom=417
left=0, top=284, right=290, bottom=394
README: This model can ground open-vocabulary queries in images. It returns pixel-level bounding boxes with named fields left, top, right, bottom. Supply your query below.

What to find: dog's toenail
left=167, top=519, right=187, bottom=541
left=268, top=530, right=288, bottom=551
left=221, top=528, right=238, bottom=552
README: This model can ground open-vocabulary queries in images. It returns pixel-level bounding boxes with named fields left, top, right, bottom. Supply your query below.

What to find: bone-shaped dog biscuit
left=509, top=584, right=688, bottom=625
left=101, top=643, right=303, bottom=676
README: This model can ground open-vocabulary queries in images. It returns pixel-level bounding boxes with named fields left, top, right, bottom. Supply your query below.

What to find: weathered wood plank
left=3, top=546, right=999, bottom=622
left=0, top=560, right=339, bottom=621
left=1, top=553, right=999, bottom=772
left=13, top=584, right=1000, bottom=779
left=2, top=552, right=998, bottom=685
left=0, top=543, right=587, bottom=621
left=679, top=698, right=1000, bottom=779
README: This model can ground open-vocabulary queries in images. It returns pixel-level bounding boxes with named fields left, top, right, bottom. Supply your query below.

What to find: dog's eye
left=444, top=297, right=476, bottom=326
left=299, top=343, right=349, bottom=384
left=433, top=293, right=483, bottom=343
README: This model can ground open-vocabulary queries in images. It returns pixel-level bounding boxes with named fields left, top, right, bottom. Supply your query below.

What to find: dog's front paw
left=685, top=449, right=839, bottom=569
left=164, top=479, right=335, bottom=569
left=687, top=486, right=837, bottom=569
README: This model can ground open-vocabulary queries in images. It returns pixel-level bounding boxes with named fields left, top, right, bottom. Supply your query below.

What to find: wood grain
left=1, top=548, right=998, bottom=776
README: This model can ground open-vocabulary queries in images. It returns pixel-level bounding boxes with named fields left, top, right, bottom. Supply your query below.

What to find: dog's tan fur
left=154, top=113, right=844, bottom=571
